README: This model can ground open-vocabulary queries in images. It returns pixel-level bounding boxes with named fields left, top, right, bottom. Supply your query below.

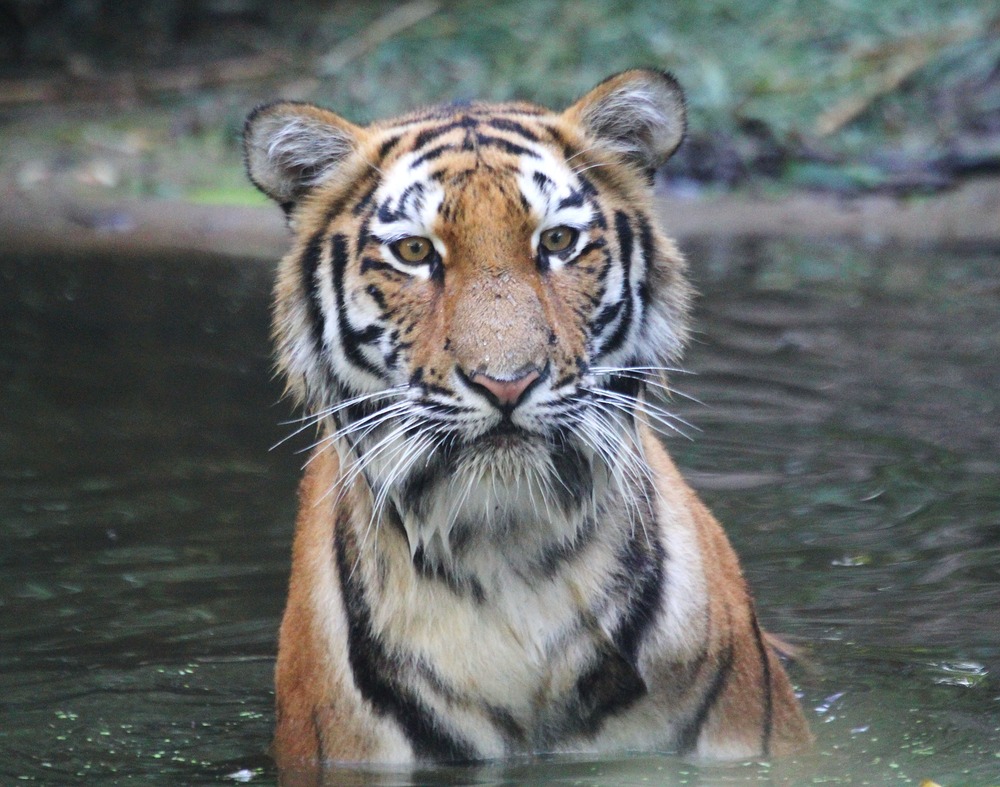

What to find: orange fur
left=245, top=69, right=812, bottom=772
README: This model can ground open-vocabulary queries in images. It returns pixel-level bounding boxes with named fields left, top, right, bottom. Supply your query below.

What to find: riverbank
left=3, top=176, right=998, bottom=262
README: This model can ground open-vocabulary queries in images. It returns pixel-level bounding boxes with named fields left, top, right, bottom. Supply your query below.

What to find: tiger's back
left=244, top=69, right=811, bottom=772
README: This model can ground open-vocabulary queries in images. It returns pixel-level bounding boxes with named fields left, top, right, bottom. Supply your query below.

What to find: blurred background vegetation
left=1, top=0, right=999, bottom=205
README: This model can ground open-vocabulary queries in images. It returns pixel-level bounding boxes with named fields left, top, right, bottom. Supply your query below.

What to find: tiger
left=243, top=68, right=812, bottom=773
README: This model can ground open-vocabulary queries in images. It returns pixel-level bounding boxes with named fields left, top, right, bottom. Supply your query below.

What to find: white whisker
left=271, top=385, right=408, bottom=451
left=584, top=386, right=697, bottom=440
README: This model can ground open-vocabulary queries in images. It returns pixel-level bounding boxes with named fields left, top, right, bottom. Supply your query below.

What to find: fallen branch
left=0, top=54, right=287, bottom=107
left=318, top=0, right=441, bottom=75
left=815, top=21, right=982, bottom=136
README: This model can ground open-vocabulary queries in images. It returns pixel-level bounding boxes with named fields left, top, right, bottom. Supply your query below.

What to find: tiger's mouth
left=462, top=420, right=544, bottom=458
left=480, top=418, right=527, bottom=439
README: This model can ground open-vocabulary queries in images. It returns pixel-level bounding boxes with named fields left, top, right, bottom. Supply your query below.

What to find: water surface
left=1, top=240, right=998, bottom=785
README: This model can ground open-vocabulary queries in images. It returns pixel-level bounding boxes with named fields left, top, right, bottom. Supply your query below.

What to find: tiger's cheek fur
left=363, top=267, right=442, bottom=385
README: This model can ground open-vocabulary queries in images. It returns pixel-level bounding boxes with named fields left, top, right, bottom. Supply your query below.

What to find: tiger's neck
left=337, top=423, right=658, bottom=597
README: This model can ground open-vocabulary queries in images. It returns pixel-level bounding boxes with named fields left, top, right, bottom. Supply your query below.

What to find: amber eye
left=390, top=236, right=434, bottom=264
left=539, top=226, right=578, bottom=254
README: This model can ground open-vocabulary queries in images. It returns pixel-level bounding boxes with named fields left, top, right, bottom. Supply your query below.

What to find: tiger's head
left=245, top=69, right=691, bottom=570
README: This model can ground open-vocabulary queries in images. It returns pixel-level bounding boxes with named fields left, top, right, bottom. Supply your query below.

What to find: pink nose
left=470, top=369, right=541, bottom=407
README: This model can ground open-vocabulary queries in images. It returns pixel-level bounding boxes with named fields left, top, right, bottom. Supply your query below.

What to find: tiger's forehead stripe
left=369, top=107, right=579, bottom=175
left=363, top=111, right=596, bottom=227
left=377, top=100, right=548, bottom=132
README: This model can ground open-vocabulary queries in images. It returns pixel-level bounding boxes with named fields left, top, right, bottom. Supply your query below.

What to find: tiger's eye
left=539, top=226, right=578, bottom=254
left=391, top=236, right=433, bottom=264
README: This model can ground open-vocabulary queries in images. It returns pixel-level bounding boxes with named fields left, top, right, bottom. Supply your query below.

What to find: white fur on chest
left=373, top=525, right=617, bottom=713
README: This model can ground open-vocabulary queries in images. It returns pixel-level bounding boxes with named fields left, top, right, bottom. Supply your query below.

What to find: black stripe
left=377, top=133, right=403, bottom=160
left=567, top=238, right=606, bottom=266
left=532, top=170, right=554, bottom=193
left=334, top=524, right=478, bottom=761
left=749, top=612, right=774, bottom=757
left=355, top=213, right=371, bottom=258
left=323, top=174, right=375, bottom=224
left=590, top=300, right=623, bottom=337
left=600, top=212, right=636, bottom=355
left=635, top=215, right=656, bottom=312
left=413, top=116, right=478, bottom=150
left=330, top=234, right=383, bottom=378
left=553, top=371, right=577, bottom=389
left=546, top=436, right=592, bottom=514
left=604, top=371, right=641, bottom=401
left=376, top=194, right=402, bottom=223
left=485, top=117, right=541, bottom=142
left=356, top=324, right=384, bottom=344
left=411, top=143, right=454, bottom=167
left=577, top=173, right=599, bottom=196
left=636, top=215, right=656, bottom=274
left=589, top=206, right=608, bottom=230
left=384, top=329, right=403, bottom=370
left=595, top=248, right=612, bottom=283
left=541, top=123, right=578, bottom=161
left=531, top=514, right=597, bottom=577
left=556, top=189, right=584, bottom=210
left=558, top=514, right=662, bottom=739
left=351, top=183, right=378, bottom=216
left=398, top=181, right=426, bottom=215
left=474, top=133, right=540, bottom=158
left=301, top=231, right=327, bottom=355
left=360, top=255, right=401, bottom=276
left=419, top=400, right=471, bottom=417
left=612, top=522, right=664, bottom=667
left=411, top=546, right=486, bottom=604
left=676, top=639, right=737, bottom=755
left=571, top=642, right=648, bottom=737
left=365, top=283, right=388, bottom=311
left=410, top=658, right=528, bottom=748
left=485, top=706, right=527, bottom=747
left=398, top=446, right=457, bottom=520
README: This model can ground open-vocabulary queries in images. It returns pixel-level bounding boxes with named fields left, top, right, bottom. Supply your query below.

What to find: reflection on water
left=1, top=240, right=998, bottom=785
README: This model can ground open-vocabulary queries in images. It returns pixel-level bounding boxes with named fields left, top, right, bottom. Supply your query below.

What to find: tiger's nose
left=470, top=368, right=541, bottom=408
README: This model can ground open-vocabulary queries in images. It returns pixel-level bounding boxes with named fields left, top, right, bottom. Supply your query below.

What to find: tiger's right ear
left=564, top=69, right=686, bottom=172
left=243, top=101, right=362, bottom=210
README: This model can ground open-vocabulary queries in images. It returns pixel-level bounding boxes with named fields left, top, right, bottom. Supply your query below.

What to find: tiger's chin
left=394, top=428, right=600, bottom=574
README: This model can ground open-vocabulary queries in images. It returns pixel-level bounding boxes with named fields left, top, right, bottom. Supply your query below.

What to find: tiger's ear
left=564, top=69, right=686, bottom=170
left=243, top=101, right=362, bottom=209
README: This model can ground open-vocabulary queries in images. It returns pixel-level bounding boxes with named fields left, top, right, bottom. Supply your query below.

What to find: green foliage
left=294, top=0, right=999, bottom=152
left=4, top=0, right=998, bottom=197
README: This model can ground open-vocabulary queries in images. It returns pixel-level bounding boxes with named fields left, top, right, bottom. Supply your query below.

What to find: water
left=1, top=239, right=998, bottom=785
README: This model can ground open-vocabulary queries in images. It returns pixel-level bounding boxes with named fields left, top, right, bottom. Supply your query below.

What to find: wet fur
left=244, top=69, right=812, bottom=773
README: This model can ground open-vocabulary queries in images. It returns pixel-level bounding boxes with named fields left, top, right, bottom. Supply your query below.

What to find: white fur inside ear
left=268, top=117, right=353, bottom=180
left=245, top=106, right=357, bottom=205
left=575, top=72, right=686, bottom=169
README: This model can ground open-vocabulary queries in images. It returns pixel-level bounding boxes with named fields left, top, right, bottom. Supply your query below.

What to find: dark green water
left=1, top=240, right=998, bottom=785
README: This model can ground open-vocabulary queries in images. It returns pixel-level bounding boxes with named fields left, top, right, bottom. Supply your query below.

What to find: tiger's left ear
left=564, top=69, right=686, bottom=170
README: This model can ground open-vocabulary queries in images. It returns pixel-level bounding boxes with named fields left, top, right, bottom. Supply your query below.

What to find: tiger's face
left=246, top=70, right=692, bottom=569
